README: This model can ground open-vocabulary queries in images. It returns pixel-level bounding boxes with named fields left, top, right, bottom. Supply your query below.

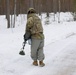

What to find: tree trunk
left=30, top=0, right=33, bottom=8
left=6, top=0, right=10, bottom=28
left=58, top=0, right=61, bottom=23
left=13, top=0, right=16, bottom=28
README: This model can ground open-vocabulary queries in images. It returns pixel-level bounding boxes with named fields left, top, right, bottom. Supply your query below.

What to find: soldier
left=24, top=8, right=45, bottom=67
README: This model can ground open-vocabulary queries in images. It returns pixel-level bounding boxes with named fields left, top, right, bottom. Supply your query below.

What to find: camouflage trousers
left=31, top=39, right=45, bottom=61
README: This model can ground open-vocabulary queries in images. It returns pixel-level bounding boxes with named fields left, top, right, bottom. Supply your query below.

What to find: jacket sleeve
left=24, top=17, right=33, bottom=41
left=26, top=17, right=33, bottom=32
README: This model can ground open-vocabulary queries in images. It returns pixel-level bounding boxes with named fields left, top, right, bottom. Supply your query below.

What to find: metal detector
left=19, top=42, right=26, bottom=55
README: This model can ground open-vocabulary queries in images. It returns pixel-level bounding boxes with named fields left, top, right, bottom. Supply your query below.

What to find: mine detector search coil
left=19, top=42, right=26, bottom=55
left=19, top=32, right=31, bottom=55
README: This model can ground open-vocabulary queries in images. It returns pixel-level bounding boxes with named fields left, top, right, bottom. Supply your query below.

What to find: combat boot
left=33, top=60, right=38, bottom=66
left=39, top=61, right=45, bottom=67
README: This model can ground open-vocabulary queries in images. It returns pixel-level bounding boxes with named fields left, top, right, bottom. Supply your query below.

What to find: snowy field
left=0, top=12, right=76, bottom=75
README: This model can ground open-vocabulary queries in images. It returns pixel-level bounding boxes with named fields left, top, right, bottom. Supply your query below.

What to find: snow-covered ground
left=0, top=12, right=76, bottom=75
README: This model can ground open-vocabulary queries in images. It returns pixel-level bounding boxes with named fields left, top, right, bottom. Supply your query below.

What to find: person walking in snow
left=24, top=8, right=45, bottom=67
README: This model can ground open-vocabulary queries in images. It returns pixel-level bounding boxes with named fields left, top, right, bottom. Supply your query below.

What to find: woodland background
left=0, top=0, right=76, bottom=28
left=0, top=0, right=76, bottom=15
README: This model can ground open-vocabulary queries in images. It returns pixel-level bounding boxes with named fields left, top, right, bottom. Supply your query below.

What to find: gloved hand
left=23, top=32, right=31, bottom=42
left=24, top=34, right=27, bottom=42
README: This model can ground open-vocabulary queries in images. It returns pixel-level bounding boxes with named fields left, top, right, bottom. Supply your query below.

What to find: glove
left=24, top=34, right=27, bottom=42
left=24, top=32, right=31, bottom=42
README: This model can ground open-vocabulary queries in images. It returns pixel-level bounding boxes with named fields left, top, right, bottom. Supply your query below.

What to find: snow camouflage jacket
left=25, top=13, right=44, bottom=39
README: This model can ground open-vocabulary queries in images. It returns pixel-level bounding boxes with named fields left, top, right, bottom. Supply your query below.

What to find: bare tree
left=53, top=0, right=56, bottom=21
left=58, top=0, right=61, bottom=23
left=6, top=0, right=10, bottom=28
left=73, top=0, right=76, bottom=21
left=13, top=0, right=17, bottom=28
left=29, top=0, right=33, bottom=8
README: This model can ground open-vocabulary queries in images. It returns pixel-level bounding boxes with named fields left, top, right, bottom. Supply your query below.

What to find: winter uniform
left=25, top=8, right=45, bottom=67
left=26, top=13, right=44, bottom=39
